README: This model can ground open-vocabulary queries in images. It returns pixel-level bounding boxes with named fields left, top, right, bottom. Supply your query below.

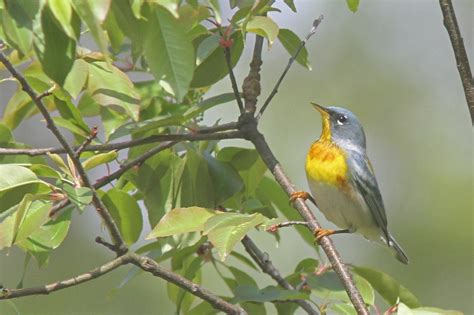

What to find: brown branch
left=0, top=251, right=246, bottom=315
left=0, top=254, right=132, bottom=300
left=224, top=45, right=245, bottom=113
left=256, top=16, right=324, bottom=121
left=439, top=0, right=474, bottom=123
left=266, top=221, right=309, bottom=232
left=129, top=253, right=247, bottom=315
left=0, top=124, right=240, bottom=156
left=239, top=119, right=369, bottom=315
left=0, top=47, right=127, bottom=255
left=74, top=126, right=98, bottom=158
left=241, top=35, right=264, bottom=114
left=241, top=236, right=318, bottom=315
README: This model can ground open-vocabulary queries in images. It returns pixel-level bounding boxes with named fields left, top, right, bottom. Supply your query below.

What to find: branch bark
left=439, top=0, right=474, bottom=123
left=0, top=46, right=127, bottom=255
left=0, top=124, right=240, bottom=156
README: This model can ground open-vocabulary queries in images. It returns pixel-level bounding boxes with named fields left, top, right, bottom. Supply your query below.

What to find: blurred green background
left=1, top=0, right=472, bottom=314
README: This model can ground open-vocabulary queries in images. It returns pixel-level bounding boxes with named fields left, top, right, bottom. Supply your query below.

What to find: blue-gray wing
left=347, top=150, right=389, bottom=241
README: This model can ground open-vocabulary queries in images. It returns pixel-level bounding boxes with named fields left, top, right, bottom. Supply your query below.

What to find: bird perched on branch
left=291, top=103, right=409, bottom=264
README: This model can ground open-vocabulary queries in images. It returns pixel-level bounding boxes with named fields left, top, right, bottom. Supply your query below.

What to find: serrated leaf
left=203, top=212, right=266, bottom=261
left=346, top=0, right=360, bottom=13
left=147, top=207, right=216, bottom=239
left=82, top=151, right=118, bottom=170
left=102, top=188, right=143, bottom=244
left=278, top=28, right=311, bottom=70
left=144, top=6, right=195, bottom=101
left=352, top=266, right=421, bottom=308
left=246, top=16, right=279, bottom=46
left=87, top=60, right=140, bottom=121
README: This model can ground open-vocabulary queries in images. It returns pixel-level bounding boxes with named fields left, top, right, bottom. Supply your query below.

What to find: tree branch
left=0, top=47, right=127, bottom=255
left=256, top=16, right=324, bottom=121
left=241, top=236, right=318, bottom=315
left=224, top=46, right=245, bottom=114
left=241, top=35, right=264, bottom=114
left=0, top=254, right=132, bottom=300
left=0, top=124, right=241, bottom=156
left=439, top=0, right=474, bottom=123
left=129, top=253, right=247, bottom=315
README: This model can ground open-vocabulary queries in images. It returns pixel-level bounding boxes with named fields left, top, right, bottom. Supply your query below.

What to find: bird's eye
left=337, top=115, right=348, bottom=125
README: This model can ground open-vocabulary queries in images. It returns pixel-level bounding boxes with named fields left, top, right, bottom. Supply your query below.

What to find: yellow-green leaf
left=82, top=150, right=118, bottom=170
left=246, top=16, right=279, bottom=46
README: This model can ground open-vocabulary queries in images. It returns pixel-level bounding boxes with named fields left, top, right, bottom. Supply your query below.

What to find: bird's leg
left=314, top=228, right=352, bottom=243
left=289, top=191, right=318, bottom=207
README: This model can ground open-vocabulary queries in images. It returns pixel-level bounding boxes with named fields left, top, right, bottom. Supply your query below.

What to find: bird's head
left=311, top=103, right=366, bottom=149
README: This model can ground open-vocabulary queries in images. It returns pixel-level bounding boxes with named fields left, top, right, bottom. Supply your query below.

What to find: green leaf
left=330, top=303, right=357, bottom=315
left=217, top=147, right=267, bottom=197
left=71, top=0, right=111, bottom=56
left=204, top=152, right=243, bottom=205
left=346, top=0, right=360, bottom=13
left=232, top=284, right=308, bottom=303
left=102, top=188, right=143, bottom=244
left=191, top=32, right=244, bottom=88
left=29, top=164, right=61, bottom=179
left=352, top=266, right=421, bottom=308
left=13, top=197, right=51, bottom=245
left=87, top=60, right=140, bottom=121
left=203, top=212, right=266, bottom=260
left=180, top=149, right=215, bottom=208
left=146, top=207, right=216, bottom=239
left=397, top=303, right=463, bottom=315
left=82, top=151, right=118, bottom=170
left=283, top=0, right=297, bottom=12
left=17, top=207, right=72, bottom=266
left=0, top=2, right=36, bottom=55
left=144, top=6, right=195, bottom=101
left=278, top=28, right=311, bottom=70
left=63, top=59, right=89, bottom=99
left=306, top=271, right=375, bottom=305
left=61, top=182, right=92, bottom=211
left=229, top=251, right=259, bottom=271
left=187, top=301, right=218, bottom=315
left=34, top=5, right=77, bottom=86
left=246, top=16, right=279, bottom=46
left=48, top=0, right=78, bottom=39
left=228, top=266, right=257, bottom=287
left=0, top=165, right=50, bottom=213
left=2, top=88, right=34, bottom=130
left=294, top=258, right=319, bottom=273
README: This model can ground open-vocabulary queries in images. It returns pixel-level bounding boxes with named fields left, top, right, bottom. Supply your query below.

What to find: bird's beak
left=311, top=102, right=329, bottom=116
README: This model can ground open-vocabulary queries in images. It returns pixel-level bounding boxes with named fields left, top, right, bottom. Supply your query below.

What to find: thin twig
left=129, top=253, right=247, bottom=315
left=73, top=126, right=98, bottom=158
left=241, top=35, right=264, bottom=113
left=266, top=221, right=309, bottom=232
left=439, top=0, right=474, bottom=123
left=36, top=84, right=56, bottom=101
left=0, top=47, right=127, bottom=255
left=256, top=16, right=324, bottom=121
left=241, top=236, right=318, bottom=315
left=224, top=46, right=245, bottom=113
left=0, top=124, right=241, bottom=156
left=0, top=254, right=132, bottom=300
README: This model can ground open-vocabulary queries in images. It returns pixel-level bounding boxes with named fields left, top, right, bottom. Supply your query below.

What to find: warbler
left=292, top=103, right=408, bottom=264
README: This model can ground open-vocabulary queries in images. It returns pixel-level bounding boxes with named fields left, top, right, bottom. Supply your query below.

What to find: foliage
left=0, top=1, right=458, bottom=314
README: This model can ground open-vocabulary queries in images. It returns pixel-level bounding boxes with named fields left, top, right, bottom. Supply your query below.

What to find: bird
left=291, top=103, right=409, bottom=264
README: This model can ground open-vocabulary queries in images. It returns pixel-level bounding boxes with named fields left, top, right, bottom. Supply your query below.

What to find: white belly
left=307, top=178, right=381, bottom=241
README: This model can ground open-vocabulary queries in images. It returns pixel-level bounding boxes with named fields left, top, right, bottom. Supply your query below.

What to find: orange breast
left=305, top=140, right=349, bottom=188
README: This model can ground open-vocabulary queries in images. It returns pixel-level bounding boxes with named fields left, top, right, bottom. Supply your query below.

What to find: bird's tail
left=387, top=234, right=409, bottom=264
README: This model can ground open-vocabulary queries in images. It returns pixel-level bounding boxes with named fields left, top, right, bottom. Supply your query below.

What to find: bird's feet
left=314, top=228, right=336, bottom=243
left=289, top=191, right=317, bottom=206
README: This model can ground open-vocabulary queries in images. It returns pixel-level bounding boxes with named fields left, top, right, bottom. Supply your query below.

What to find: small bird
left=292, top=103, right=408, bottom=264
